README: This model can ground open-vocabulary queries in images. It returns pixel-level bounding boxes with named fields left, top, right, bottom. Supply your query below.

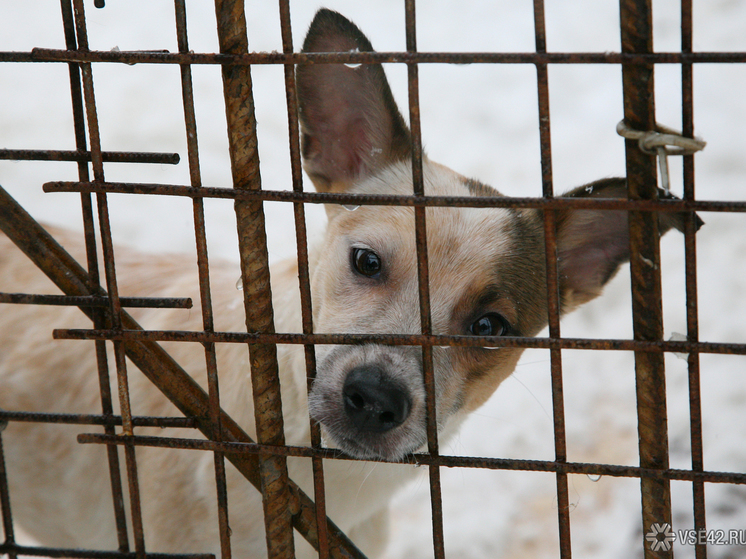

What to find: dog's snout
left=342, top=365, right=411, bottom=433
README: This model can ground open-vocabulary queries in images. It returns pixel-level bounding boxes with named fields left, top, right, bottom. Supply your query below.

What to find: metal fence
left=1, top=1, right=745, bottom=558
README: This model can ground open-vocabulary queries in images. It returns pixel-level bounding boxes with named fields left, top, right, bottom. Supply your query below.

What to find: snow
left=1, top=0, right=744, bottom=557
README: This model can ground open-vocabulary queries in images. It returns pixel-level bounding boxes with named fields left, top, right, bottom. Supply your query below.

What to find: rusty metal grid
left=0, top=1, right=744, bottom=559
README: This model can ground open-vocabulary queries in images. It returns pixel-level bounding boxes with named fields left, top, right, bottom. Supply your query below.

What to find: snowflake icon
left=646, top=522, right=676, bottom=551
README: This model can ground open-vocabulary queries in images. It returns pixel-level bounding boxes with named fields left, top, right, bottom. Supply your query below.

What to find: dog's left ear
left=296, top=9, right=412, bottom=193
left=554, top=177, right=702, bottom=313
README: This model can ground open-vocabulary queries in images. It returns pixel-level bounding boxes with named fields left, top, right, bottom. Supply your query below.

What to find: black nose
left=343, top=365, right=411, bottom=433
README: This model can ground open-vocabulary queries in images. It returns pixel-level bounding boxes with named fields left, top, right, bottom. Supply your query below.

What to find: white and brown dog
left=0, top=9, right=693, bottom=558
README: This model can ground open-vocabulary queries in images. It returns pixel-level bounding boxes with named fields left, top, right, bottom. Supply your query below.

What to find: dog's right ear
left=296, top=9, right=412, bottom=193
left=554, top=177, right=703, bottom=313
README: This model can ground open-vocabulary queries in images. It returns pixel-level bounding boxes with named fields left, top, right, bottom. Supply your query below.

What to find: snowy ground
left=1, top=1, right=745, bottom=558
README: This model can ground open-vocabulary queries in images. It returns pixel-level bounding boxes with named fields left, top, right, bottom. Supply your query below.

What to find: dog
left=0, top=8, right=695, bottom=559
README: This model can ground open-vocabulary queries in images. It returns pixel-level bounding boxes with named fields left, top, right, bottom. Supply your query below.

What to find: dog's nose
left=342, top=365, right=411, bottom=433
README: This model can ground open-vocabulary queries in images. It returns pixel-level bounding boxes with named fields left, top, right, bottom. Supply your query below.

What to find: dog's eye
left=351, top=248, right=382, bottom=278
left=469, top=313, right=510, bottom=337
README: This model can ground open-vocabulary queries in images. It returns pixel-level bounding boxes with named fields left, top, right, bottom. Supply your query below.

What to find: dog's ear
left=554, top=177, right=703, bottom=312
left=296, top=9, right=412, bottom=193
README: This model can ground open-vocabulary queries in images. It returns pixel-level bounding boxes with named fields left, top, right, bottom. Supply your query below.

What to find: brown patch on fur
left=489, top=210, right=549, bottom=337
left=438, top=209, right=549, bottom=413
left=463, top=177, right=501, bottom=197
left=456, top=346, right=525, bottom=413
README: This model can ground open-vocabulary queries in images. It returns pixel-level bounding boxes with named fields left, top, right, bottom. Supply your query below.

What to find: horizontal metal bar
left=51, top=327, right=746, bottom=356
left=78, top=433, right=746, bottom=485
left=3, top=48, right=746, bottom=66
left=0, top=293, right=192, bottom=309
left=0, top=543, right=212, bottom=559
left=0, top=410, right=198, bottom=428
left=43, top=180, right=746, bottom=213
left=0, top=149, right=179, bottom=165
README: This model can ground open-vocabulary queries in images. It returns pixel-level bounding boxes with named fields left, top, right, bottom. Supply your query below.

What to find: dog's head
left=297, top=9, right=695, bottom=461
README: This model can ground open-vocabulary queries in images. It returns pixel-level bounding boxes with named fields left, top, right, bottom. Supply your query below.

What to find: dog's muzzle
left=309, top=344, right=427, bottom=461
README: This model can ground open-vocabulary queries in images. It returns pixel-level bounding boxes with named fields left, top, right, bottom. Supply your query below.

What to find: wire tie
left=616, top=120, right=706, bottom=195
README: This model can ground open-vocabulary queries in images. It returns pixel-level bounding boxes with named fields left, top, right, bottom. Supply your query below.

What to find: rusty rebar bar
left=0, top=543, right=214, bottom=559
left=50, top=326, right=746, bottom=356
left=70, top=1, right=147, bottom=554
left=173, top=1, right=232, bottom=555
left=58, top=0, right=131, bottom=549
left=0, top=293, right=192, bottom=309
left=213, top=1, right=294, bottom=555
left=681, top=1, right=707, bottom=557
left=0, top=149, right=179, bottom=165
left=531, top=0, right=572, bottom=556
left=620, top=0, right=673, bottom=556
left=76, top=433, right=746, bottom=486
left=43, top=179, right=746, bottom=213
left=277, top=1, right=331, bottom=557
left=403, top=2, right=446, bottom=557
left=14, top=47, right=746, bottom=66
left=0, top=411, right=197, bottom=428
left=0, top=424, right=17, bottom=559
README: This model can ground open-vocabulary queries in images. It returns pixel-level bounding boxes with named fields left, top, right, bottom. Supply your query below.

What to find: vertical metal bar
left=58, top=0, right=130, bottom=551
left=533, top=0, right=552, bottom=197
left=70, top=0, right=128, bottom=429
left=619, top=0, right=673, bottom=556
left=277, top=2, right=331, bottom=558
left=680, top=2, right=707, bottom=557
left=71, top=1, right=146, bottom=555
left=532, top=1, right=572, bottom=556
left=404, top=2, right=446, bottom=558
left=173, top=2, right=232, bottom=557
left=212, top=1, right=295, bottom=556
left=0, top=424, right=18, bottom=559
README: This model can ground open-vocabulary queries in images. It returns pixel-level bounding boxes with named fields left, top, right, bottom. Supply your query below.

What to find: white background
left=1, top=1, right=745, bottom=558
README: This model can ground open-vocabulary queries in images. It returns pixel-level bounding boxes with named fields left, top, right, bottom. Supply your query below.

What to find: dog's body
left=0, top=9, right=693, bottom=558
left=0, top=226, right=406, bottom=557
